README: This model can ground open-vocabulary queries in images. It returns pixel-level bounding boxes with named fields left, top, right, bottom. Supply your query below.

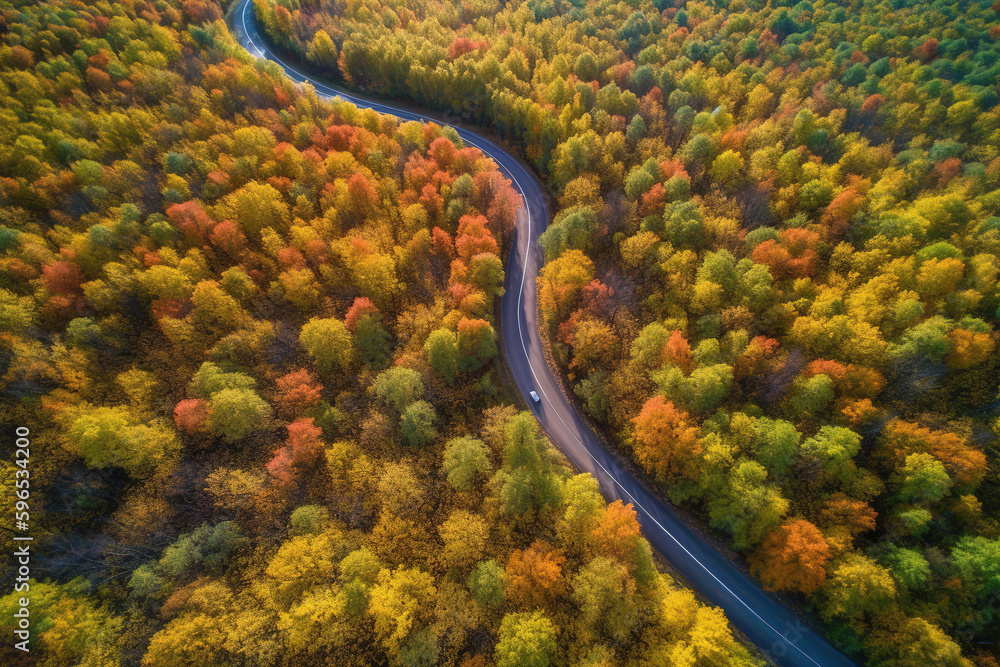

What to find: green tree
left=424, top=328, right=459, bottom=383
left=801, top=426, right=861, bottom=481
left=675, top=364, right=733, bottom=413
left=128, top=564, right=164, bottom=599
left=443, top=436, right=492, bottom=491
left=188, top=362, right=255, bottom=398
left=208, top=388, right=272, bottom=443
left=496, top=611, right=558, bottom=667
left=787, top=374, right=835, bottom=419
left=374, top=367, right=424, bottom=413
left=355, top=314, right=391, bottom=369
left=468, top=560, right=506, bottom=607
left=751, top=418, right=801, bottom=479
left=707, top=460, right=789, bottom=550
left=538, top=206, right=597, bottom=262
left=951, top=536, right=1000, bottom=600
left=289, top=505, right=329, bottom=536
left=498, top=412, right=560, bottom=516
left=300, top=318, right=353, bottom=374
left=880, top=547, right=930, bottom=591
left=898, top=453, right=952, bottom=503
left=630, top=322, right=672, bottom=368
left=159, top=522, right=243, bottom=578
left=626, top=114, right=646, bottom=143
left=895, top=506, right=931, bottom=536
left=400, top=400, right=437, bottom=447
left=467, top=253, right=505, bottom=301
left=571, top=557, right=637, bottom=642
left=399, top=629, right=438, bottom=667
left=624, top=167, right=655, bottom=200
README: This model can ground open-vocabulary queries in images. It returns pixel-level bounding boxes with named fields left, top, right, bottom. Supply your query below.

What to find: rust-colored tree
left=749, top=519, right=831, bottom=594
left=274, top=369, right=322, bottom=419
left=505, top=540, right=566, bottom=610
left=631, top=395, right=701, bottom=483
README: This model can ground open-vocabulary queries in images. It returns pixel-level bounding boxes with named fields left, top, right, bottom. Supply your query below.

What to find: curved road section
left=230, top=3, right=857, bottom=665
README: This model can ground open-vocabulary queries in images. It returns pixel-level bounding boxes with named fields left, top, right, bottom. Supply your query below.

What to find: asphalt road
left=229, top=3, right=859, bottom=665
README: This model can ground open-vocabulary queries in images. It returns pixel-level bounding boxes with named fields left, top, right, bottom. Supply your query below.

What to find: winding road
left=229, top=3, right=858, bottom=665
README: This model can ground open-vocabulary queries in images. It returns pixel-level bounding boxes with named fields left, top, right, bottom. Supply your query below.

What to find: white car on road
left=529, top=391, right=540, bottom=403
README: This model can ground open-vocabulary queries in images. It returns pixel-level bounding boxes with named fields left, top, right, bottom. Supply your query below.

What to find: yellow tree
left=438, top=510, right=489, bottom=570
left=368, top=567, right=437, bottom=652
left=537, top=249, right=594, bottom=332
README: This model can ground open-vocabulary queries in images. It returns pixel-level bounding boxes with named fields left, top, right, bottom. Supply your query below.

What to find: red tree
left=41, top=261, right=83, bottom=295
left=920, top=38, right=939, bottom=61
left=428, top=137, right=458, bottom=170
left=580, top=279, right=614, bottom=320
left=347, top=172, right=376, bottom=214
left=639, top=183, right=665, bottom=217
left=431, top=227, right=455, bottom=259
left=344, top=297, right=380, bottom=333
left=167, top=201, right=215, bottom=244
left=277, top=247, right=307, bottom=269
left=822, top=188, right=864, bottom=241
left=274, top=369, right=322, bottom=418
left=286, top=418, right=324, bottom=464
left=455, top=214, right=498, bottom=262
left=174, top=398, right=208, bottom=434
left=590, top=501, right=646, bottom=576
left=447, top=37, right=487, bottom=59
left=751, top=228, right=820, bottom=278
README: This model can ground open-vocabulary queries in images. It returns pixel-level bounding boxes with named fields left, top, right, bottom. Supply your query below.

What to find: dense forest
left=0, top=0, right=770, bottom=665
left=253, top=0, right=1000, bottom=664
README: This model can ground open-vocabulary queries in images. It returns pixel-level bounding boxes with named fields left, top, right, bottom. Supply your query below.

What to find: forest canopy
left=0, top=0, right=764, bottom=665
left=253, top=0, right=1000, bottom=664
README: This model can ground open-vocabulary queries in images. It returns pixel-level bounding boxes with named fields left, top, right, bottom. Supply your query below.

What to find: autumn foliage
left=749, top=520, right=831, bottom=595
left=632, top=395, right=700, bottom=483
left=0, top=2, right=764, bottom=666
left=4, top=0, right=999, bottom=662
left=257, top=0, right=1000, bottom=659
